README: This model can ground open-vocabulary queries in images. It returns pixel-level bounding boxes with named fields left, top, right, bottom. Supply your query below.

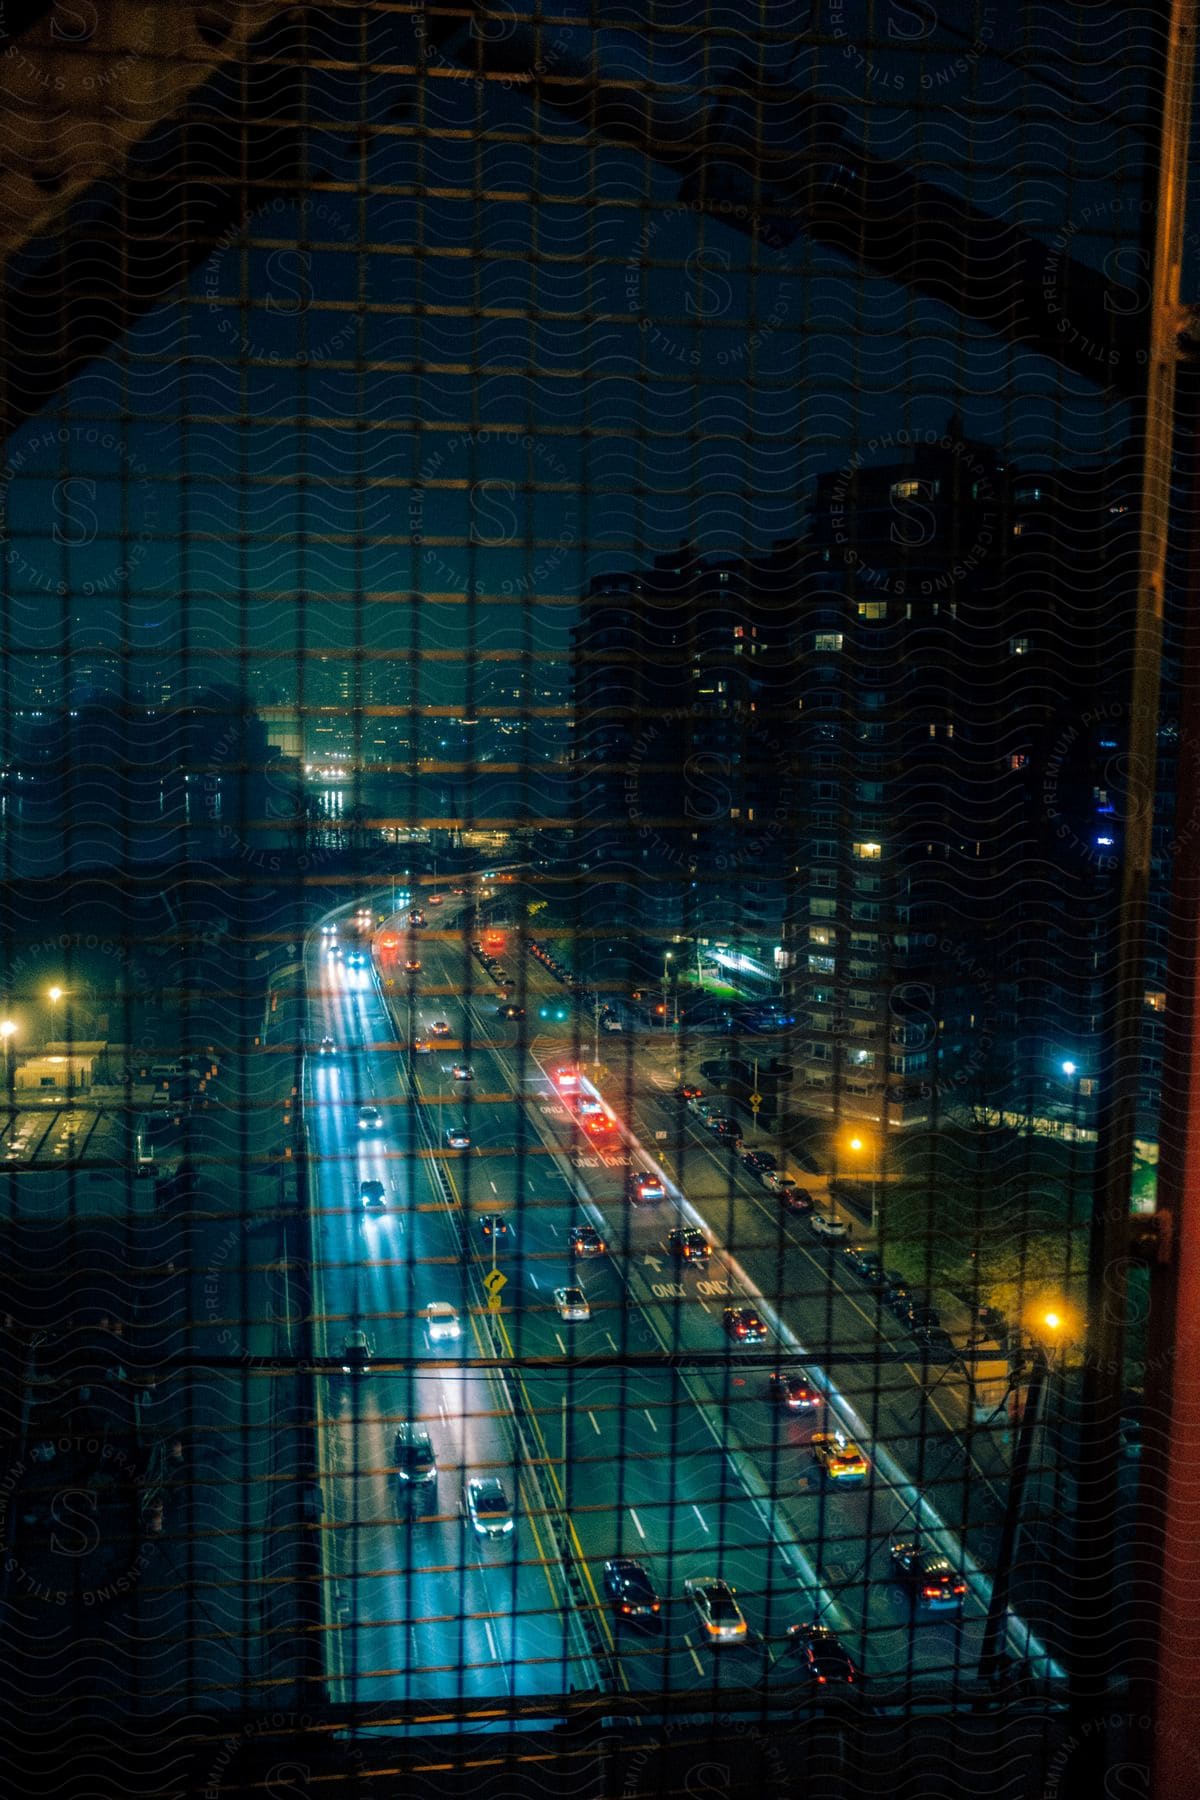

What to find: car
left=423, top=1302, right=462, bottom=1342
left=722, top=1306, right=767, bottom=1344
left=479, top=1214, right=513, bottom=1245
left=903, top=1301, right=942, bottom=1332
left=741, top=1149, right=777, bottom=1174
left=766, top=1369, right=822, bottom=1412
left=569, top=1223, right=607, bottom=1257
left=868, top=1265, right=905, bottom=1295
left=394, top=1424, right=437, bottom=1491
left=340, top=1330, right=373, bottom=1375
left=554, top=1067, right=581, bottom=1092
left=429, top=895, right=443, bottom=906
left=464, top=1476, right=514, bottom=1537
left=842, top=1245, right=883, bottom=1280
left=672, top=1084, right=703, bottom=1102
left=430, top=1020, right=451, bottom=1036
left=452, top=887, right=465, bottom=896
left=497, top=1004, right=526, bottom=1019
left=408, top=910, right=426, bottom=927
left=668, top=1226, right=711, bottom=1264
left=576, top=1095, right=604, bottom=1117
left=452, top=1063, right=474, bottom=1081
left=445, top=1126, right=471, bottom=1149
left=689, top=1095, right=716, bottom=1116
left=357, top=1104, right=383, bottom=1131
left=318, top=1036, right=337, bottom=1056
left=328, top=942, right=342, bottom=958
left=780, top=1184, right=815, bottom=1215
left=913, top=1325, right=958, bottom=1361
left=603, top=1557, right=661, bottom=1619
left=888, top=1541, right=967, bottom=1611
left=600, top=1016, right=624, bottom=1032
left=708, top=1115, right=742, bottom=1142
left=554, top=1286, right=591, bottom=1322
left=883, top=1276, right=913, bottom=1312
left=810, top=1432, right=869, bottom=1484
left=359, top=1179, right=387, bottom=1210
left=405, top=958, right=422, bottom=972
left=346, top=949, right=367, bottom=967
left=629, top=1170, right=666, bottom=1203
left=787, top=1621, right=860, bottom=1688
left=321, top=922, right=337, bottom=936
left=538, top=1001, right=569, bottom=1021
left=684, top=1576, right=748, bottom=1643
left=761, top=1167, right=795, bottom=1193
left=412, top=1038, right=432, bottom=1055
left=811, top=1213, right=849, bottom=1241
left=977, top=1304, right=1009, bottom=1342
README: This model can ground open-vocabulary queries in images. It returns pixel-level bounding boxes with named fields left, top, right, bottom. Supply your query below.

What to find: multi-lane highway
left=303, top=896, right=1059, bottom=1717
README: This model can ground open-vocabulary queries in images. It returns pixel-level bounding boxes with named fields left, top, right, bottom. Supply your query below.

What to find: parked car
left=741, top=1149, right=777, bottom=1174
left=780, top=1184, right=815, bottom=1215
left=903, top=1301, right=942, bottom=1332
left=913, top=1325, right=958, bottom=1362
left=811, top=1213, right=849, bottom=1242
left=603, top=1557, right=661, bottom=1619
left=842, top=1245, right=883, bottom=1280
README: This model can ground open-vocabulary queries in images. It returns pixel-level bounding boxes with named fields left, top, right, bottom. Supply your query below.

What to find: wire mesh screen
left=0, top=2, right=1184, bottom=1795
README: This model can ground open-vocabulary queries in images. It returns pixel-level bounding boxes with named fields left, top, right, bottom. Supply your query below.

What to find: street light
left=1, top=1020, right=15, bottom=1108
left=977, top=1307, right=1064, bottom=1692
left=847, top=1132, right=879, bottom=1232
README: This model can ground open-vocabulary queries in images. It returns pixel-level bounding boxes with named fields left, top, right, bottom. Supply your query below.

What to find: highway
left=303, top=895, right=1058, bottom=1718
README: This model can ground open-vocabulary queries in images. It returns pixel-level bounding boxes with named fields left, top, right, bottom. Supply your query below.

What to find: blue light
left=1096, top=835, right=1115, bottom=847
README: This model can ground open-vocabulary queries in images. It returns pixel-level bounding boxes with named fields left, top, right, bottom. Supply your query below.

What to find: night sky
left=0, top=0, right=1165, bottom=712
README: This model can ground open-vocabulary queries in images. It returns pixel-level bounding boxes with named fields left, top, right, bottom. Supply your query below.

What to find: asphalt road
left=304, top=899, right=1059, bottom=1717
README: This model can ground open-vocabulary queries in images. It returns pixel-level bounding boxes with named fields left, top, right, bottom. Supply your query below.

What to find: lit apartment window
left=853, top=841, right=883, bottom=860
left=891, top=478, right=931, bottom=500
left=857, top=601, right=887, bottom=619
left=1010, top=636, right=1031, bottom=655
left=814, top=632, right=844, bottom=651
left=1010, top=752, right=1029, bottom=770
left=809, top=926, right=834, bottom=945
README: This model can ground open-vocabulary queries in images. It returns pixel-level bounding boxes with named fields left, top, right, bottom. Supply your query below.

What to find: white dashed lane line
left=630, top=1508, right=646, bottom=1540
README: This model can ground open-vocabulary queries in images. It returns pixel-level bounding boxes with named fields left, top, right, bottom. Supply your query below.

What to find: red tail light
left=817, top=1675, right=826, bottom=1685
left=923, top=1586, right=943, bottom=1599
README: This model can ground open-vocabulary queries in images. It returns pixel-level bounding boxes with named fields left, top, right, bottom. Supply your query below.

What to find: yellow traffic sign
left=483, top=1268, right=507, bottom=1298
left=487, top=1293, right=504, bottom=1313
left=749, top=1091, right=762, bottom=1107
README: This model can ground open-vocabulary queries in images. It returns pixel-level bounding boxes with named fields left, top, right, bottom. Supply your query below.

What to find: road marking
left=606, top=1332, right=618, bottom=1351
left=490, top=1179, right=497, bottom=1193
left=643, top=1409, right=658, bottom=1433
left=555, top=1332, right=567, bottom=1356
left=529, top=1271, right=539, bottom=1289
left=484, top=1620, right=498, bottom=1661
left=588, top=1411, right=600, bottom=1434
left=643, top=1253, right=663, bottom=1272
left=630, top=1508, right=646, bottom=1540
left=692, top=1505, right=709, bottom=1534
left=549, top=1222, right=559, bottom=1236
left=686, top=1639, right=705, bottom=1676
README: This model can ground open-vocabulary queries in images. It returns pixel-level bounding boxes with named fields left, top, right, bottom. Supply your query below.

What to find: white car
left=761, top=1167, right=796, bottom=1193
left=318, top=1035, right=337, bottom=1057
left=452, top=1064, right=474, bottom=1081
left=423, top=1302, right=462, bottom=1342
left=464, top=1476, right=514, bottom=1537
left=811, top=1213, right=849, bottom=1241
left=357, top=1104, right=383, bottom=1131
left=683, top=1576, right=748, bottom=1643
left=554, top=1286, right=591, bottom=1322
left=445, top=1125, right=471, bottom=1150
